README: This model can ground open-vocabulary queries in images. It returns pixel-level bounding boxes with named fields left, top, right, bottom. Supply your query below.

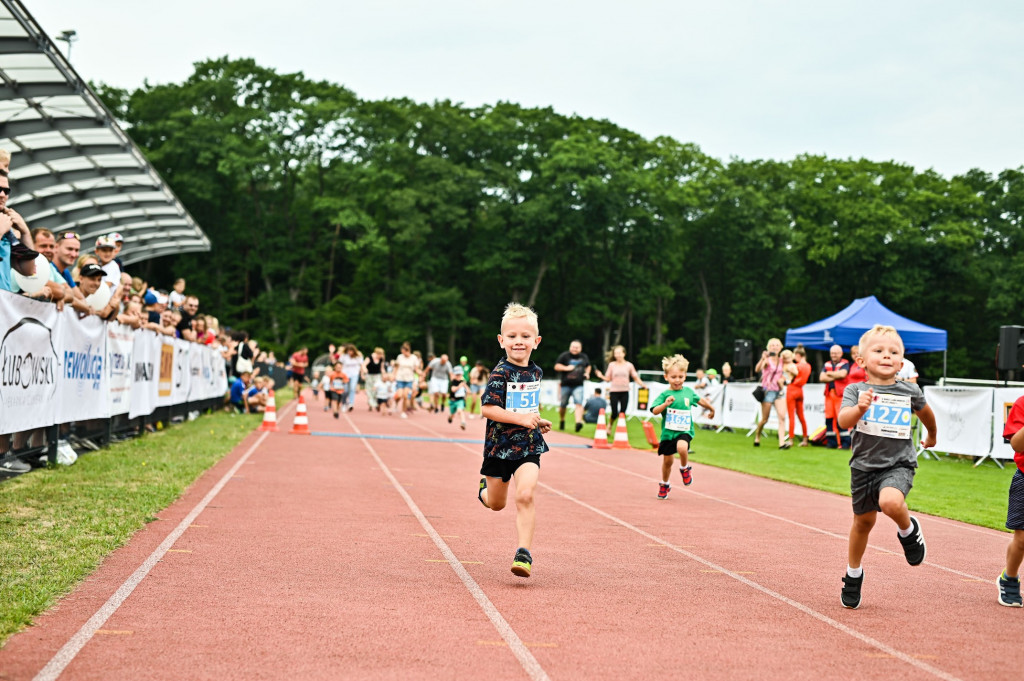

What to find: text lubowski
left=1, top=351, right=55, bottom=389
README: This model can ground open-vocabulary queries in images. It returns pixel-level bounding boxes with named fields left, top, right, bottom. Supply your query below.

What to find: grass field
left=540, top=406, right=1017, bottom=532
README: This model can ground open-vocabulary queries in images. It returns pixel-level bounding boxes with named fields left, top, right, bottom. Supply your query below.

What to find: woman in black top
left=363, top=346, right=386, bottom=411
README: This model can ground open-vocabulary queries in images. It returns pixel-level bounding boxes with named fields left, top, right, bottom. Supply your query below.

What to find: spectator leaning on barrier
left=31, top=228, right=73, bottom=298
left=54, top=231, right=80, bottom=287
left=169, top=277, right=186, bottom=311
left=94, top=235, right=121, bottom=289
left=72, top=263, right=121, bottom=319
left=9, top=243, right=65, bottom=306
left=109, top=232, right=125, bottom=268
left=177, top=295, right=199, bottom=342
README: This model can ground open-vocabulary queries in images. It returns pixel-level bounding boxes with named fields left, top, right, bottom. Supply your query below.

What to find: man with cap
left=94, top=235, right=121, bottom=289
left=72, top=263, right=121, bottom=319
left=108, top=232, right=125, bottom=268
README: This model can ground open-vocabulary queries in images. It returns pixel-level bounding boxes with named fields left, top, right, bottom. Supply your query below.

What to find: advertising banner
left=923, top=387, right=993, bottom=458
left=0, top=293, right=61, bottom=434
left=157, top=336, right=175, bottom=407
left=991, top=388, right=1023, bottom=462
left=129, top=331, right=160, bottom=419
left=172, top=338, right=191, bottom=405
left=106, top=323, right=135, bottom=416
left=55, top=309, right=109, bottom=421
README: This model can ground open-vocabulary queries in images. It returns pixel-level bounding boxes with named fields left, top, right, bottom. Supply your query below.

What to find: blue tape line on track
left=309, top=431, right=592, bottom=448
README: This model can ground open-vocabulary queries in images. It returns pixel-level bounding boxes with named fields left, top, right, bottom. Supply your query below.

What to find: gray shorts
left=850, top=464, right=915, bottom=515
left=560, top=385, right=584, bottom=408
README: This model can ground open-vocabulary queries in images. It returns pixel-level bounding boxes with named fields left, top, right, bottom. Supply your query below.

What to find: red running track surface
left=1, top=395, right=1021, bottom=681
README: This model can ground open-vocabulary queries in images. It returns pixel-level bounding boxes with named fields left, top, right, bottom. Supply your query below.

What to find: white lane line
left=33, top=401, right=297, bottom=681
left=344, top=414, right=550, bottom=681
left=402, top=421, right=967, bottom=681
left=561, top=451, right=992, bottom=582
left=537, top=481, right=965, bottom=681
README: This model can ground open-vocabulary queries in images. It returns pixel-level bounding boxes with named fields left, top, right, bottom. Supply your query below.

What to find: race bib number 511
left=856, top=393, right=912, bottom=439
left=506, top=381, right=541, bottom=414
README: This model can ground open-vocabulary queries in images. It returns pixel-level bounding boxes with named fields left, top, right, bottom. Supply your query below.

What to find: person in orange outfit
left=785, top=347, right=813, bottom=446
left=820, top=344, right=851, bottom=448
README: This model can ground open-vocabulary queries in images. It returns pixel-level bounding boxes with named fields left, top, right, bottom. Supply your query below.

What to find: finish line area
left=1, top=395, right=1019, bottom=681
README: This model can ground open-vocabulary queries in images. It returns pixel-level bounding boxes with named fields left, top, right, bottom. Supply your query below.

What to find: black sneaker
left=559, top=420, right=565, bottom=431
left=998, top=572, right=1023, bottom=607
left=511, top=547, right=532, bottom=577
left=898, top=517, right=926, bottom=566
left=477, top=478, right=488, bottom=507
left=575, top=422, right=583, bottom=433
left=841, top=570, right=863, bottom=609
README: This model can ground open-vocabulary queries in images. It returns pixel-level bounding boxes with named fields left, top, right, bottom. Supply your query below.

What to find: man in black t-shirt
left=554, top=339, right=591, bottom=432
left=176, top=295, right=199, bottom=341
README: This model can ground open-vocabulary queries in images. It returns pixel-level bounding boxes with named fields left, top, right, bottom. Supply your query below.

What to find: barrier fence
left=1, top=292, right=229, bottom=468
left=541, top=378, right=1021, bottom=466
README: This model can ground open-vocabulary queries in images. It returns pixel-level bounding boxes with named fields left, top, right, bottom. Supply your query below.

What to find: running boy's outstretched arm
left=915, top=404, right=937, bottom=449
left=698, top=396, right=716, bottom=420
left=480, top=404, right=552, bottom=433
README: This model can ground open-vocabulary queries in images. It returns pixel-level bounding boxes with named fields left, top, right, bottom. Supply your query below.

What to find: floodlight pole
left=56, top=29, right=77, bottom=62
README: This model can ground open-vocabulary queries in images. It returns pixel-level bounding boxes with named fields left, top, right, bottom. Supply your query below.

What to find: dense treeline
left=97, top=57, right=1024, bottom=380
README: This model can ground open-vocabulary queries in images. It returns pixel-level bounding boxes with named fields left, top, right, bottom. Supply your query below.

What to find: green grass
left=0, top=398, right=281, bottom=646
left=541, top=406, right=1016, bottom=532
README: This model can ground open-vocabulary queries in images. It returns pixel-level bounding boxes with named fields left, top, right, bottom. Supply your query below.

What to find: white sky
left=27, top=0, right=1024, bottom=177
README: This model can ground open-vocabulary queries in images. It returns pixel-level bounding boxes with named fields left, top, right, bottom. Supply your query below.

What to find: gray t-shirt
left=426, top=358, right=453, bottom=381
left=842, top=381, right=926, bottom=471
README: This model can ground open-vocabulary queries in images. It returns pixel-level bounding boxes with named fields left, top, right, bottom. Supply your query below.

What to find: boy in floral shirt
left=477, top=303, right=551, bottom=578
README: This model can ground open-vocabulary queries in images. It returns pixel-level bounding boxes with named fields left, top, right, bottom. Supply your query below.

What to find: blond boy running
left=649, top=354, right=715, bottom=499
left=477, top=303, right=551, bottom=577
left=837, top=324, right=937, bottom=609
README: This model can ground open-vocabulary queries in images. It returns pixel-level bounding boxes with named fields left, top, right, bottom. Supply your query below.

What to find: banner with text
left=129, top=331, right=160, bottom=419
left=923, top=387, right=993, bottom=458
left=0, top=296, right=61, bottom=434
left=107, top=323, right=135, bottom=416
left=55, top=309, right=109, bottom=422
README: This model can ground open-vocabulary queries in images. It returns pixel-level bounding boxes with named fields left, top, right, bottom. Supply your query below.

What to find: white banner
left=0, top=293, right=61, bottom=435
left=693, top=383, right=726, bottom=427
left=172, top=339, right=191, bottom=404
left=187, top=342, right=204, bottom=402
left=923, top=386, right=993, bottom=458
left=55, top=309, right=109, bottom=422
left=106, top=323, right=135, bottom=416
left=129, top=331, right=160, bottom=419
left=991, top=388, right=1022, bottom=462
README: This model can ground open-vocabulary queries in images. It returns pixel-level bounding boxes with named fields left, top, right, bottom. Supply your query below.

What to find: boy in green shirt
left=650, top=354, right=716, bottom=499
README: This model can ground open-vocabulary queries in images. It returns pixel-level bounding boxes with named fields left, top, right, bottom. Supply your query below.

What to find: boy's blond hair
left=0, top=148, right=10, bottom=165
left=858, top=324, right=904, bottom=351
left=780, top=349, right=794, bottom=362
left=662, top=354, right=689, bottom=373
left=501, top=302, right=539, bottom=332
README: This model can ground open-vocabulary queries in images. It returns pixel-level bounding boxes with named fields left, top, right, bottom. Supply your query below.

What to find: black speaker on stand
left=998, top=326, right=1024, bottom=379
left=733, top=339, right=753, bottom=379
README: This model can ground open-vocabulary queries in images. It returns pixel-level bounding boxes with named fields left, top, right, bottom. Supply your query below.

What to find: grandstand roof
left=0, top=0, right=209, bottom=266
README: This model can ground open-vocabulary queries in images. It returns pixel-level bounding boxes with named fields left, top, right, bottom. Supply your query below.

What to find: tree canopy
left=97, top=57, right=1024, bottom=380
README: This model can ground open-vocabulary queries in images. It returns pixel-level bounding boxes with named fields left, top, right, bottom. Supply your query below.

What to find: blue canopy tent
left=784, top=296, right=948, bottom=375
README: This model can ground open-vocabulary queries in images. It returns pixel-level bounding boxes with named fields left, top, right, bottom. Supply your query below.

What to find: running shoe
left=478, top=478, right=488, bottom=507
left=511, top=548, right=532, bottom=577
left=680, top=465, right=693, bottom=486
left=841, top=570, right=863, bottom=609
left=897, top=516, right=926, bottom=566
left=575, top=422, right=583, bottom=433
left=658, top=482, right=670, bottom=499
left=998, top=572, right=1023, bottom=607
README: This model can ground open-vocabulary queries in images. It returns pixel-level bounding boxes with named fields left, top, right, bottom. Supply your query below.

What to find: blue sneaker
left=999, top=572, right=1023, bottom=607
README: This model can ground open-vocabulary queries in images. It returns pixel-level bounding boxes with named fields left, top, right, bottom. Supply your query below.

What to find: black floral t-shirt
left=482, top=358, right=549, bottom=460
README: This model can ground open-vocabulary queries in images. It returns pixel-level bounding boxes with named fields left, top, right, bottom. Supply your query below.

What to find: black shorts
left=480, top=454, right=541, bottom=483
left=1007, top=469, right=1024, bottom=530
left=327, top=390, right=344, bottom=404
left=850, top=464, right=914, bottom=515
left=658, top=434, right=692, bottom=456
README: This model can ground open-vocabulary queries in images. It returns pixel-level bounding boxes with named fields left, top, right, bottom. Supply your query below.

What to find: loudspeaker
left=733, top=339, right=753, bottom=367
left=998, top=326, right=1024, bottom=371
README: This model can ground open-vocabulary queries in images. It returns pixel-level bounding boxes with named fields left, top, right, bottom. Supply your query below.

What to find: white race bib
left=665, top=407, right=692, bottom=432
left=506, top=380, right=540, bottom=414
left=856, top=392, right=912, bottom=439
left=332, top=378, right=346, bottom=391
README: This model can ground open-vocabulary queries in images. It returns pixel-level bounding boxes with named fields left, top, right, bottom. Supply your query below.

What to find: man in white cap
left=94, top=234, right=121, bottom=288
left=109, top=231, right=125, bottom=268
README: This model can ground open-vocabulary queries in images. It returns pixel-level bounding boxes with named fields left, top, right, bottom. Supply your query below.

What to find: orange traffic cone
left=289, top=394, right=311, bottom=435
left=592, top=408, right=611, bottom=449
left=258, top=390, right=279, bottom=432
left=642, top=420, right=659, bottom=449
left=612, top=413, right=630, bottom=449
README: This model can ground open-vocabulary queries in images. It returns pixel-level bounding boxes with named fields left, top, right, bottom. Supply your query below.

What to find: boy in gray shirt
left=837, top=324, right=938, bottom=609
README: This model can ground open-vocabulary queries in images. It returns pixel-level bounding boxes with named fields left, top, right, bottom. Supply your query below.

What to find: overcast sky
left=28, top=1, right=1024, bottom=178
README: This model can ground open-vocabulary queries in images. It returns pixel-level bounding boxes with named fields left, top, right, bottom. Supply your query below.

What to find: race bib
left=332, top=378, right=346, bottom=391
left=506, top=380, right=541, bottom=413
left=856, top=393, right=912, bottom=439
left=665, top=407, right=692, bottom=432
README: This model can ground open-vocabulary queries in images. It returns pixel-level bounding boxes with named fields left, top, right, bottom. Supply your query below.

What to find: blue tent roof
left=784, top=296, right=947, bottom=354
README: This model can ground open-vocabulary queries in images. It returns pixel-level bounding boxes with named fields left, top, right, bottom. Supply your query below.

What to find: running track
left=1, top=396, right=1021, bottom=681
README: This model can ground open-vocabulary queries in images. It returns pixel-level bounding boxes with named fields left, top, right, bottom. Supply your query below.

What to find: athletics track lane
left=0, top=397, right=1021, bottom=680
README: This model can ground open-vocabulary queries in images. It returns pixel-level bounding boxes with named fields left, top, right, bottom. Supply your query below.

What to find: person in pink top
left=753, top=337, right=790, bottom=449
left=595, top=345, right=647, bottom=422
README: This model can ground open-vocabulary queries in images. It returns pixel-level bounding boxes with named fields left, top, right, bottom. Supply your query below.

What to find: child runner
left=649, top=354, right=716, bottom=499
left=998, top=394, right=1024, bottom=607
left=375, top=372, right=394, bottom=414
left=326, top=362, right=349, bottom=419
left=837, top=324, right=937, bottom=609
left=477, top=303, right=551, bottom=578
left=448, top=365, right=469, bottom=429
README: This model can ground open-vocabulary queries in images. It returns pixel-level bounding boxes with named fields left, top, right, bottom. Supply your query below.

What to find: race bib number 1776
left=506, top=381, right=541, bottom=414
left=856, top=393, right=913, bottom=439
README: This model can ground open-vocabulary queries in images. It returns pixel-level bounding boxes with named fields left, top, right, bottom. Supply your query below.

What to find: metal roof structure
left=0, top=0, right=209, bottom=266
